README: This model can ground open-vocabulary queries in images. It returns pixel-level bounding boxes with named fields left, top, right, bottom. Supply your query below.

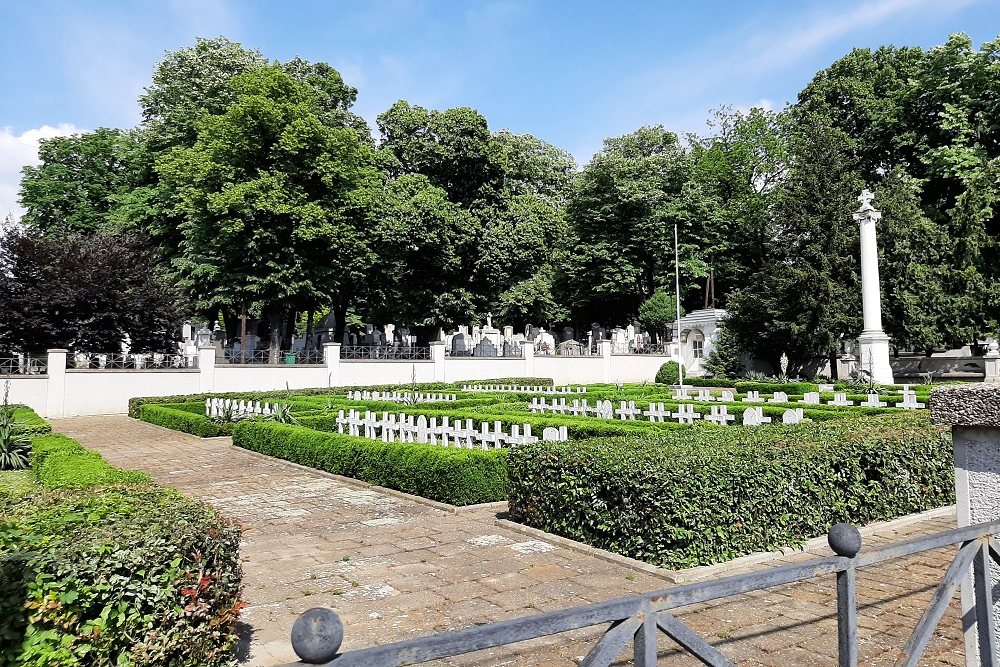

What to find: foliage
left=702, top=324, right=744, bottom=378
left=140, top=405, right=229, bottom=437
left=507, top=414, right=953, bottom=568
left=233, top=421, right=508, bottom=505
left=30, top=434, right=151, bottom=488
left=0, top=411, right=30, bottom=470
left=0, top=229, right=181, bottom=354
left=655, top=361, right=682, bottom=385
left=637, top=290, right=680, bottom=342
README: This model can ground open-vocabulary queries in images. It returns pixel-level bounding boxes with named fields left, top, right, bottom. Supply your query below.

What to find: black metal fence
left=224, top=349, right=325, bottom=365
left=0, top=355, right=47, bottom=375
left=66, top=352, right=196, bottom=370
left=341, top=345, right=431, bottom=361
left=281, top=520, right=1000, bottom=667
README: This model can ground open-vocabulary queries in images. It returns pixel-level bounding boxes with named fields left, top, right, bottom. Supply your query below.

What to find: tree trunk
left=305, top=310, right=314, bottom=351
left=829, top=349, right=839, bottom=381
left=265, top=305, right=283, bottom=365
left=333, top=302, right=348, bottom=345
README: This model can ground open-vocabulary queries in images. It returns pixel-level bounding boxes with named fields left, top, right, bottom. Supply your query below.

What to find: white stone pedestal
left=857, top=331, right=894, bottom=385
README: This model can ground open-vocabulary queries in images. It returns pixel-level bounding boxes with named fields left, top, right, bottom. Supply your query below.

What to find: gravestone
left=861, top=394, right=887, bottom=408
left=799, top=392, right=821, bottom=405
left=562, top=326, right=576, bottom=343
left=742, top=407, right=772, bottom=426
left=768, top=392, right=789, bottom=403
left=742, top=391, right=763, bottom=403
left=721, top=390, right=736, bottom=402
left=782, top=408, right=805, bottom=425
left=451, top=332, right=470, bottom=356
left=673, top=404, right=702, bottom=424
left=557, top=340, right=584, bottom=356
left=706, top=405, right=735, bottom=426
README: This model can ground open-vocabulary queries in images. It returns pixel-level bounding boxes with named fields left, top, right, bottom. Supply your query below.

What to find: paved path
left=54, top=416, right=965, bottom=666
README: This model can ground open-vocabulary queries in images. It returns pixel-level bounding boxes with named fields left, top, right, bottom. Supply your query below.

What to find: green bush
left=459, top=377, right=554, bottom=387
left=234, top=421, right=508, bottom=505
left=0, top=486, right=243, bottom=666
left=507, top=413, right=954, bottom=568
left=139, top=404, right=229, bottom=437
left=10, top=406, right=51, bottom=436
left=29, top=433, right=151, bottom=488
left=655, top=361, right=683, bottom=385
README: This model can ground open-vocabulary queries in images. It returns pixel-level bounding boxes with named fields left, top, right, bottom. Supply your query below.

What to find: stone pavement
left=54, top=416, right=965, bottom=666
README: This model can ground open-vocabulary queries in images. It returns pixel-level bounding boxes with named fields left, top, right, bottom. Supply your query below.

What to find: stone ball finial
left=828, top=523, right=862, bottom=558
left=291, top=607, right=344, bottom=664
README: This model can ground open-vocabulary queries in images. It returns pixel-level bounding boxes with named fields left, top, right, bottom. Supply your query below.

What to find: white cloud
left=0, top=124, right=81, bottom=220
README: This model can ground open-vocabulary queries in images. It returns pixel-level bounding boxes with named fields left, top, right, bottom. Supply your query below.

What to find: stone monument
left=853, top=190, right=894, bottom=385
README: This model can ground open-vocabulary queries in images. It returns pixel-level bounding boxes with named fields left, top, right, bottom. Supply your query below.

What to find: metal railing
left=612, top=341, right=673, bottom=355
left=224, top=349, right=325, bottom=365
left=67, top=352, right=196, bottom=370
left=281, top=520, right=1000, bottom=666
left=341, top=345, right=431, bottom=361
left=546, top=341, right=598, bottom=356
left=0, top=355, right=48, bottom=375
left=446, top=343, right=523, bottom=358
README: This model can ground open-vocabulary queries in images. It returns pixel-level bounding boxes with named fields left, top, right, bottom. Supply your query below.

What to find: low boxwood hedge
left=140, top=403, right=230, bottom=437
left=11, top=405, right=51, bottom=436
left=2, top=421, right=243, bottom=666
left=234, top=420, right=508, bottom=505
left=507, top=413, right=953, bottom=569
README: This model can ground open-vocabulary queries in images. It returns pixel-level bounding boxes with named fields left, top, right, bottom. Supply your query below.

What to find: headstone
left=673, top=404, right=702, bottom=425
left=818, top=384, right=835, bottom=392
left=542, top=427, right=560, bottom=442
left=768, top=392, right=789, bottom=403
left=799, top=392, right=821, bottom=405
left=782, top=408, right=805, bottom=425
left=861, top=394, right=887, bottom=408
left=673, top=386, right=692, bottom=400
left=556, top=340, right=584, bottom=356
left=615, top=401, right=641, bottom=420
left=742, top=391, right=763, bottom=403
left=595, top=400, right=614, bottom=419
left=696, top=389, right=715, bottom=402
left=562, top=326, right=576, bottom=343
left=706, top=405, right=735, bottom=426
left=829, top=392, right=854, bottom=407
left=721, top=390, right=736, bottom=402
left=473, top=338, right=497, bottom=357
left=643, top=402, right=672, bottom=423
left=895, top=390, right=925, bottom=410
left=451, top=332, right=470, bottom=356
left=742, top=407, right=772, bottom=426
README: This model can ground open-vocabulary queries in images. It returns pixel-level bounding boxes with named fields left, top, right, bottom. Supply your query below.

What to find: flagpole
left=674, top=223, right=684, bottom=388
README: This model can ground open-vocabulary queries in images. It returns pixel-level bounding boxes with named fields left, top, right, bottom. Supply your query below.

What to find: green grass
left=0, top=470, right=36, bottom=497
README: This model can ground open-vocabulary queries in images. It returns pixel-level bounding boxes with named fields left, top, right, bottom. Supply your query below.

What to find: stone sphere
left=827, top=523, right=862, bottom=557
left=291, top=607, right=344, bottom=664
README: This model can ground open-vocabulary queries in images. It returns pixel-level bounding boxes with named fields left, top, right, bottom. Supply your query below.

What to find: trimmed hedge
left=507, top=413, right=954, bottom=568
left=655, top=362, right=682, bottom=385
left=11, top=405, right=51, bottom=436
left=140, top=404, right=230, bottom=437
left=2, top=419, right=243, bottom=666
left=461, top=377, right=554, bottom=387
left=234, top=420, right=508, bottom=505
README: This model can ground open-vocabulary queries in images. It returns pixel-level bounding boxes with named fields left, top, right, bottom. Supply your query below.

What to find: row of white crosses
left=347, top=390, right=456, bottom=403
left=462, top=384, right=587, bottom=395
left=672, top=385, right=924, bottom=411
left=530, top=396, right=808, bottom=427
left=333, top=409, right=569, bottom=448
left=205, top=397, right=279, bottom=419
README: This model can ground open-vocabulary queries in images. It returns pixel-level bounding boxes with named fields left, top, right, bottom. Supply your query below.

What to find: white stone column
left=932, top=385, right=1000, bottom=665
left=323, top=342, right=341, bottom=388
left=853, top=190, right=894, bottom=385
left=986, top=340, right=1000, bottom=383
left=598, top=339, right=613, bottom=383
left=198, top=345, right=216, bottom=394
left=523, top=340, right=535, bottom=378
left=430, top=341, right=446, bottom=383
left=45, top=349, right=67, bottom=418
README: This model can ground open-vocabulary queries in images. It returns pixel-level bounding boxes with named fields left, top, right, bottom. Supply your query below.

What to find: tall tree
left=157, top=65, right=378, bottom=359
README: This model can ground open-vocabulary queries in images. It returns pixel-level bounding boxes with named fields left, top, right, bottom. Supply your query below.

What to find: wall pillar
left=599, top=339, right=613, bottom=383
left=986, top=340, right=1000, bottom=383
left=45, top=349, right=67, bottom=419
left=523, top=341, right=535, bottom=378
left=198, top=345, right=216, bottom=394
left=430, top=341, right=446, bottom=383
left=323, top=342, right=341, bottom=388
left=931, top=384, right=1000, bottom=665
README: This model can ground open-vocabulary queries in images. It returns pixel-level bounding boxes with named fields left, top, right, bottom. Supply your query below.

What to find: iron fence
left=612, top=341, right=673, bottom=356
left=0, top=355, right=48, bottom=375
left=281, top=519, right=1000, bottom=667
left=446, top=343, right=524, bottom=358
left=341, top=345, right=431, bottom=361
left=67, top=352, right=196, bottom=370
left=224, top=349, right=326, bottom=365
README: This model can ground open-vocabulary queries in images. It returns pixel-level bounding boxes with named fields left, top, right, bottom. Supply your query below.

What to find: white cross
left=705, top=405, right=735, bottom=426
left=335, top=409, right=348, bottom=434
left=861, top=393, right=887, bottom=408
left=742, top=391, right=763, bottom=403
left=721, top=390, right=736, bottom=402
left=768, top=392, right=789, bottom=403
left=347, top=410, right=364, bottom=437
left=799, top=392, right=821, bottom=405
left=695, top=389, right=715, bottom=402
left=782, top=408, right=805, bottom=425
left=569, top=399, right=587, bottom=417
left=615, top=400, right=640, bottom=420
left=643, top=402, right=672, bottom=423
left=895, top=391, right=925, bottom=410
left=672, top=386, right=692, bottom=401
left=828, top=392, right=854, bottom=407
left=673, top=403, right=702, bottom=425
left=594, top=400, right=614, bottom=419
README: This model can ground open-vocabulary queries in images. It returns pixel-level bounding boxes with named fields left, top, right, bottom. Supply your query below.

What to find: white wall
left=443, top=358, right=527, bottom=383
left=5, top=376, right=48, bottom=416
left=608, top=354, right=673, bottom=383
left=63, top=370, right=200, bottom=416
left=533, top=356, right=604, bottom=384
left=340, top=361, right=435, bottom=386
left=213, top=366, right=331, bottom=393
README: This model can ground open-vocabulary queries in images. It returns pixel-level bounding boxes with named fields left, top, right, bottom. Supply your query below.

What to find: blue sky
left=1, top=0, right=998, bottom=217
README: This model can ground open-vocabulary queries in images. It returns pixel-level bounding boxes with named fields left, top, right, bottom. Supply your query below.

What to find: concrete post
left=599, top=339, right=613, bottom=383
left=323, top=342, right=341, bottom=388
left=45, top=349, right=67, bottom=419
left=931, top=384, right=1000, bottom=665
left=853, top=190, right=894, bottom=385
left=523, top=341, right=535, bottom=378
left=430, top=341, right=446, bottom=383
left=986, top=340, right=1000, bottom=383
left=198, top=345, right=216, bottom=394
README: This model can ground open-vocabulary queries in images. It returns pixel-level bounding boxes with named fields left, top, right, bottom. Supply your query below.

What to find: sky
left=1, top=0, right=998, bottom=219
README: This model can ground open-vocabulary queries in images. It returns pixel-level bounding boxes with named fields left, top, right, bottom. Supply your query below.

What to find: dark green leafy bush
left=139, top=404, right=229, bottom=437
left=234, top=421, right=508, bottom=505
left=29, top=434, right=151, bottom=488
left=507, top=413, right=954, bottom=568
left=655, top=361, right=682, bottom=385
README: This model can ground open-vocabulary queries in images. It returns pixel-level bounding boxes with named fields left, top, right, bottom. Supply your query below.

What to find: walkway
left=54, top=417, right=965, bottom=666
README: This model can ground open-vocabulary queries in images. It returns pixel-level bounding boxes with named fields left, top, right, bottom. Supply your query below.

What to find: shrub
left=459, top=377, right=554, bottom=387
left=655, top=361, right=683, bottom=385
left=507, top=413, right=953, bottom=568
left=139, top=404, right=229, bottom=437
left=10, top=406, right=51, bottom=436
left=234, top=421, right=508, bottom=505
left=0, top=486, right=243, bottom=666
left=30, top=433, right=151, bottom=488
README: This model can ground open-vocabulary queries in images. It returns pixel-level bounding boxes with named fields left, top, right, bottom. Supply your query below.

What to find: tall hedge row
left=1, top=409, right=243, bottom=666
left=507, top=414, right=954, bottom=568
left=233, top=421, right=508, bottom=505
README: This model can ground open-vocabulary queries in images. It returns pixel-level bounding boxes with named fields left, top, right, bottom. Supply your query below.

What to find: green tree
left=637, top=290, right=681, bottom=342
left=724, top=119, right=863, bottom=371
left=19, top=128, right=142, bottom=235
left=157, top=65, right=377, bottom=359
